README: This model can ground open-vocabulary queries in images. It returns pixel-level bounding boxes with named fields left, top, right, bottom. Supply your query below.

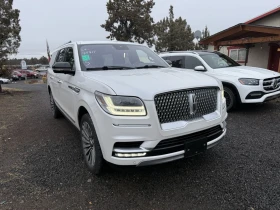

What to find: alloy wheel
left=81, top=122, right=96, bottom=167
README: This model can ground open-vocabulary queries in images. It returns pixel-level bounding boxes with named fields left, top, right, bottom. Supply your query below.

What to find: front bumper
left=238, top=83, right=280, bottom=103
left=92, top=98, right=227, bottom=166
left=121, top=127, right=226, bottom=167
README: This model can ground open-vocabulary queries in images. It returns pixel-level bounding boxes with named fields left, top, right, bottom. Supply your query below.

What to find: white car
left=160, top=51, right=280, bottom=110
left=36, top=67, right=48, bottom=75
left=0, top=77, right=10, bottom=84
left=47, top=41, right=227, bottom=174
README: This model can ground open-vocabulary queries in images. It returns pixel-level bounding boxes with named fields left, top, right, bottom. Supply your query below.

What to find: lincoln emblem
left=188, top=93, right=197, bottom=115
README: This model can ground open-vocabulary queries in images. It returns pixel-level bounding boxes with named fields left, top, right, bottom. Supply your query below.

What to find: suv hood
left=215, top=66, right=280, bottom=79
left=83, top=68, right=220, bottom=100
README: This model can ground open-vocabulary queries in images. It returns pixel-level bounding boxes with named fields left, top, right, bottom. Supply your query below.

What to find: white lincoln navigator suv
left=160, top=51, right=280, bottom=111
left=47, top=41, right=227, bottom=174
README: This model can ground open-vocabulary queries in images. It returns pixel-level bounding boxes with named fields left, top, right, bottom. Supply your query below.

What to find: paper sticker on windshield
left=82, top=54, right=90, bottom=61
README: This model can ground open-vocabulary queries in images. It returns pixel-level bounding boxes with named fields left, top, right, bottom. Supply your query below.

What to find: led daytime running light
left=115, top=153, right=147, bottom=157
left=103, top=95, right=145, bottom=116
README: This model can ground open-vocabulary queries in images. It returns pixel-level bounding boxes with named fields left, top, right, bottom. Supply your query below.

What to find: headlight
left=95, top=92, right=146, bottom=116
left=238, top=78, right=259, bottom=85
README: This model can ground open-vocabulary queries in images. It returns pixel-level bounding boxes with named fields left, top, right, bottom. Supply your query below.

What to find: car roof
left=160, top=51, right=217, bottom=56
left=51, top=41, right=144, bottom=53
left=75, top=41, right=143, bottom=46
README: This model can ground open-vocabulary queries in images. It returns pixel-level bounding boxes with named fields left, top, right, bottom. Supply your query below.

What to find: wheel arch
left=222, top=82, right=241, bottom=103
left=78, top=106, right=89, bottom=126
left=76, top=101, right=96, bottom=129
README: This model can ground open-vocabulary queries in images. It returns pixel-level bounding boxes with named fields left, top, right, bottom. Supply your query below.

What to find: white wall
left=207, top=45, right=229, bottom=55
left=251, top=11, right=280, bottom=27
left=247, top=43, right=270, bottom=68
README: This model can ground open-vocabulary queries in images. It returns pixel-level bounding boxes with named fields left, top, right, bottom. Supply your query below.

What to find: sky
left=12, top=0, right=280, bottom=59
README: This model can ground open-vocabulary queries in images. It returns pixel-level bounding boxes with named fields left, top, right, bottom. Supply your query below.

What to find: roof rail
left=58, top=41, right=72, bottom=48
left=159, top=51, right=199, bottom=55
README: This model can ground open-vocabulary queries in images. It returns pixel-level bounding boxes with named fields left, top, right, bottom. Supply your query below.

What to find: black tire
left=224, top=86, right=237, bottom=111
left=0, top=81, right=3, bottom=84
left=80, top=114, right=104, bottom=175
left=49, top=91, right=62, bottom=118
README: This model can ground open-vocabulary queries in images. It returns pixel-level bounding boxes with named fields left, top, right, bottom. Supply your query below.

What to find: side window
left=185, top=56, right=204, bottom=69
left=56, top=49, right=66, bottom=62
left=65, top=47, right=75, bottom=68
left=165, top=56, right=184, bottom=68
left=49, top=51, right=58, bottom=66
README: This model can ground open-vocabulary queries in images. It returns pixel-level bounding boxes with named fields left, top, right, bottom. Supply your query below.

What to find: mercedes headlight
left=238, top=78, right=259, bottom=85
left=95, top=92, right=146, bottom=116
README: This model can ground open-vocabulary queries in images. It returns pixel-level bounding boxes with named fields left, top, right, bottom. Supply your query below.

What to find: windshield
left=78, top=44, right=168, bottom=71
left=200, top=53, right=240, bottom=69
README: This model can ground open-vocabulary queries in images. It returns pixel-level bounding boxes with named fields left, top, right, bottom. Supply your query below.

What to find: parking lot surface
left=1, top=81, right=280, bottom=210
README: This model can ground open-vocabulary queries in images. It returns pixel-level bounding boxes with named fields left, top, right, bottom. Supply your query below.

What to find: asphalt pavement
left=1, top=81, right=280, bottom=210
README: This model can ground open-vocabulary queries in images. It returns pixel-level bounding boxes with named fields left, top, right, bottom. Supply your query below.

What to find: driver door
left=56, top=47, right=77, bottom=122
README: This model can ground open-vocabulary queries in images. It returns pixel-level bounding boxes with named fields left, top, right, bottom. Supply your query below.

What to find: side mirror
left=165, top=60, right=172, bottom=67
left=52, top=62, right=74, bottom=75
left=194, top=66, right=206, bottom=72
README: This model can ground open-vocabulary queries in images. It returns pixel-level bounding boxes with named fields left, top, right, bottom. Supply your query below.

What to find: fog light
left=115, top=153, right=147, bottom=158
left=246, top=91, right=264, bottom=99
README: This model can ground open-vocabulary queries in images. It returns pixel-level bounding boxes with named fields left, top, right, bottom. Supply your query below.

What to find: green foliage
left=6, top=56, right=49, bottom=66
left=196, top=26, right=210, bottom=50
left=101, top=0, right=155, bottom=47
left=0, top=0, right=21, bottom=91
left=0, top=0, right=21, bottom=68
left=154, top=5, right=194, bottom=52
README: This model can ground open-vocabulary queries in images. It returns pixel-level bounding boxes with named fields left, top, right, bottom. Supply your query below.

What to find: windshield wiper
left=86, top=66, right=134, bottom=71
left=136, top=65, right=167, bottom=69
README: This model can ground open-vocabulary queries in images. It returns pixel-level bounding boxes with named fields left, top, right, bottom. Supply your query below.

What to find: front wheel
left=80, top=114, right=104, bottom=175
left=49, top=91, right=62, bottom=118
left=224, top=86, right=237, bottom=111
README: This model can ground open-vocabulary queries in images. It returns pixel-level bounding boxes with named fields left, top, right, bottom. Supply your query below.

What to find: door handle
left=68, top=86, right=80, bottom=93
left=50, top=76, right=54, bottom=79
left=57, top=80, right=63, bottom=84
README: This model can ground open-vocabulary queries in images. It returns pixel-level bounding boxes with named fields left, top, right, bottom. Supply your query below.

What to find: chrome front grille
left=263, top=77, right=280, bottom=91
left=154, top=88, right=218, bottom=124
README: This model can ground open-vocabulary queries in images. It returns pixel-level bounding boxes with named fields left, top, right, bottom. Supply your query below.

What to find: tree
left=154, top=5, right=194, bottom=52
left=101, top=0, right=155, bottom=47
left=0, top=0, right=21, bottom=92
left=39, top=56, right=49, bottom=65
left=196, top=26, right=210, bottom=50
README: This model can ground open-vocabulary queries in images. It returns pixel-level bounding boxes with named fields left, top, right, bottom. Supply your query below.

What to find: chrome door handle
left=68, top=86, right=80, bottom=93
left=57, top=80, right=63, bottom=84
left=50, top=76, right=54, bottom=79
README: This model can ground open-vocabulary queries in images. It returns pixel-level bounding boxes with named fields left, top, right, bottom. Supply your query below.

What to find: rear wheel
left=49, top=91, right=62, bottom=118
left=80, top=114, right=104, bottom=175
left=224, top=86, right=237, bottom=111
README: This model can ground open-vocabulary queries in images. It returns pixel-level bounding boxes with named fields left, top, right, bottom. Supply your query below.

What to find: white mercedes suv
left=47, top=41, right=227, bottom=174
left=160, top=51, right=280, bottom=111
